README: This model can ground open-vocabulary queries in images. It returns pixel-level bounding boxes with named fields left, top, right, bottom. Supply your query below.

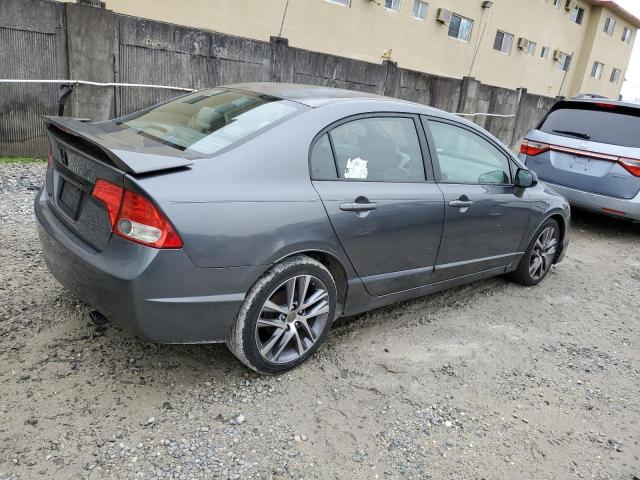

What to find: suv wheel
left=509, top=218, right=560, bottom=286
left=227, top=255, right=337, bottom=374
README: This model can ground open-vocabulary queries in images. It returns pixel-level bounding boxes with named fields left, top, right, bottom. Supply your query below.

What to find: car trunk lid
left=44, top=117, right=193, bottom=251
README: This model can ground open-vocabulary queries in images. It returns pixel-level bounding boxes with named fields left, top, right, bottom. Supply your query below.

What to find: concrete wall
left=0, top=0, right=560, bottom=157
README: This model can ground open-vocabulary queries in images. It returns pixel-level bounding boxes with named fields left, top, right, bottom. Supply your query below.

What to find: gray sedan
left=35, top=83, right=570, bottom=373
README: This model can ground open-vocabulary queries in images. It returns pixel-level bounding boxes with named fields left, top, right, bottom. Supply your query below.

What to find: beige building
left=64, top=0, right=639, bottom=98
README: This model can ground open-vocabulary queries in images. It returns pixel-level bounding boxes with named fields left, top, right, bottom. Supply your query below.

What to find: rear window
left=118, top=89, right=306, bottom=155
left=539, top=102, right=640, bottom=148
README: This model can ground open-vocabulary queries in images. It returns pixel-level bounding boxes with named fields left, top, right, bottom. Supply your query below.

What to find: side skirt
left=343, top=266, right=508, bottom=317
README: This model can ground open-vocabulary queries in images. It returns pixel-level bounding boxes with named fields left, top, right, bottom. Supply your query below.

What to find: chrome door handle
left=339, top=202, right=378, bottom=212
left=448, top=200, right=474, bottom=208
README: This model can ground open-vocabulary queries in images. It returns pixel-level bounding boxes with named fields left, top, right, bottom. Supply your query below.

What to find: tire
left=508, top=218, right=560, bottom=286
left=226, top=255, right=337, bottom=374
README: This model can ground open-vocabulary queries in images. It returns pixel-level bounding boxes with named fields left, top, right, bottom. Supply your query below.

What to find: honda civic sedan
left=35, top=83, right=570, bottom=373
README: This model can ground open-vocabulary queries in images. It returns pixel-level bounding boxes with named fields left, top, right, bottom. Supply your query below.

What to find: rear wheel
left=508, top=218, right=560, bottom=286
left=227, top=255, right=337, bottom=374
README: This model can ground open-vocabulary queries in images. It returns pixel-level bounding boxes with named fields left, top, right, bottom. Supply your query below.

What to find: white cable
left=454, top=112, right=516, bottom=118
left=0, top=79, right=195, bottom=92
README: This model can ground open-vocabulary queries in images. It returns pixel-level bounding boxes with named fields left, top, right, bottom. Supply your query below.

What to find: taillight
left=618, top=158, right=640, bottom=177
left=91, top=179, right=183, bottom=249
left=520, top=140, right=550, bottom=156
left=595, top=102, right=617, bottom=109
left=92, top=179, right=123, bottom=225
left=116, top=190, right=183, bottom=248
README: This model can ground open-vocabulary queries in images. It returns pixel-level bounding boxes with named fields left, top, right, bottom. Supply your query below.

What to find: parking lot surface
left=1, top=162, right=639, bottom=479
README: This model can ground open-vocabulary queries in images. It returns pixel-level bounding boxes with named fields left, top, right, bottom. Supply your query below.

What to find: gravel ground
left=1, top=162, right=639, bottom=480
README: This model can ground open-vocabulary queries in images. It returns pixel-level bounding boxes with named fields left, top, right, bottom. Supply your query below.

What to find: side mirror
left=515, top=168, right=538, bottom=188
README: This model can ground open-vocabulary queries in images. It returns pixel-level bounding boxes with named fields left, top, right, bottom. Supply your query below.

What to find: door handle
left=448, top=200, right=474, bottom=208
left=339, top=202, right=378, bottom=212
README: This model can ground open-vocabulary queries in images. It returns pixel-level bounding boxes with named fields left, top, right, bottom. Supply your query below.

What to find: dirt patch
left=1, top=163, right=639, bottom=479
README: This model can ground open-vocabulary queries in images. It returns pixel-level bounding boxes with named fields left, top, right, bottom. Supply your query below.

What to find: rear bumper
left=545, top=181, right=640, bottom=221
left=35, top=188, right=262, bottom=343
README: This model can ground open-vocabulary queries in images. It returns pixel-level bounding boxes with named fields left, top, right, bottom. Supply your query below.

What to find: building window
left=570, top=6, right=585, bottom=25
left=603, top=16, right=616, bottom=35
left=412, top=0, right=428, bottom=20
left=448, top=14, right=473, bottom=42
left=610, top=68, right=622, bottom=84
left=493, top=30, right=514, bottom=54
left=591, top=61, right=604, bottom=80
left=385, top=0, right=401, bottom=12
left=540, top=46, right=550, bottom=59
left=326, top=0, right=350, bottom=5
left=526, top=41, right=537, bottom=56
left=622, top=27, right=632, bottom=43
left=555, top=51, right=571, bottom=71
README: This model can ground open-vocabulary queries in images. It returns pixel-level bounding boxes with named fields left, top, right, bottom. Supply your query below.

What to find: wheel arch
left=274, top=249, right=350, bottom=316
left=534, top=210, right=568, bottom=263
left=548, top=213, right=567, bottom=263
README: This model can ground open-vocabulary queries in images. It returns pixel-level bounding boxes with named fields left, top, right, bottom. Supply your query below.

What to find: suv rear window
left=118, top=89, right=306, bottom=156
left=539, top=102, right=640, bottom=148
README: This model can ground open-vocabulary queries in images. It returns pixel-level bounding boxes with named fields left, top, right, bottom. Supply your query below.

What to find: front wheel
left=508, top=218, right=560, bottom=286
left=226, top=255, right=337, bottom=374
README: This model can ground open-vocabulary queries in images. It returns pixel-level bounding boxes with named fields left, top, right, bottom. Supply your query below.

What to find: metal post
left=57, top=84, right=74, bottom=116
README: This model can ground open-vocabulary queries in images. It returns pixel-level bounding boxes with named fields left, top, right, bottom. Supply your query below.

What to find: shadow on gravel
left=79, top=320, right=248, bottom=383
left=570, top=207, right=640, bottom=238
left=331, top=276, right=505, bottom=338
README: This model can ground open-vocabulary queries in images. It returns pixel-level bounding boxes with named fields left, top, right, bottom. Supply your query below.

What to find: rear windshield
left=539, top=102, right=640, bottom=148
left=118, top=89, right=306, bottom=155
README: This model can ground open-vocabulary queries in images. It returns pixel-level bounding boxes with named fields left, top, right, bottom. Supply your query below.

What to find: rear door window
left=539, top=103, right=640, bottom=148
left=324, top=117, right=425, bottom=182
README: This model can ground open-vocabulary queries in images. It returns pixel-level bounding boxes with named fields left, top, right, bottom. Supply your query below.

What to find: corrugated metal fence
left=0, top=27, right=64, bottom=156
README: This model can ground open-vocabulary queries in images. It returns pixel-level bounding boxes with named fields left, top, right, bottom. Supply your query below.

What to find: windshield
left=118, top=89, right=306, bottom=155
left=539, top=102, right=640, bottom=148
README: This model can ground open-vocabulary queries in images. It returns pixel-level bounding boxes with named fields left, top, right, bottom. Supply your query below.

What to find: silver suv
left=519, top=99, right=640, bottom=221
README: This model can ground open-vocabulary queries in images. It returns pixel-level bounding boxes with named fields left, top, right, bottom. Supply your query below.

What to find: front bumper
left=545, top=181, right=640, bottom=221
left=35, top=188, right=262, bottom=343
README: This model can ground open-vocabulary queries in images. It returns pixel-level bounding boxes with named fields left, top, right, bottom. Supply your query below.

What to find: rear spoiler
left=45, top=116, right=194, bottom=175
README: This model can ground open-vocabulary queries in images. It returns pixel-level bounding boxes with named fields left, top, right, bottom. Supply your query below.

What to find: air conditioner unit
left=436, top=8, right=452, bottom=24
left=553, top=50, right=564, bottom=61
left=564, top=0, right=578, bottom=11
left=518, top=38, right=531, bottom=51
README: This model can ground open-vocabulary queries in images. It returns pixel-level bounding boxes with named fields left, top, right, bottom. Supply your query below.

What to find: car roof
left=226, top=82, right=419, bottom=108
left=220, top=82, right=513, bottom=153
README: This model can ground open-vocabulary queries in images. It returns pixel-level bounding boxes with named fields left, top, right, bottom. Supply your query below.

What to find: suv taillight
left=91, top=179, right=183, bottom=249
left=520, top=140, right=550, bottom=156
left=618, top=158, right=640, bottom=177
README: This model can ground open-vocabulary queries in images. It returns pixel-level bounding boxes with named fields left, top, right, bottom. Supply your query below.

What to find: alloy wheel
left=255, top=275, right=330, bottom=364
left=529, top=226, right=558, bottom=282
